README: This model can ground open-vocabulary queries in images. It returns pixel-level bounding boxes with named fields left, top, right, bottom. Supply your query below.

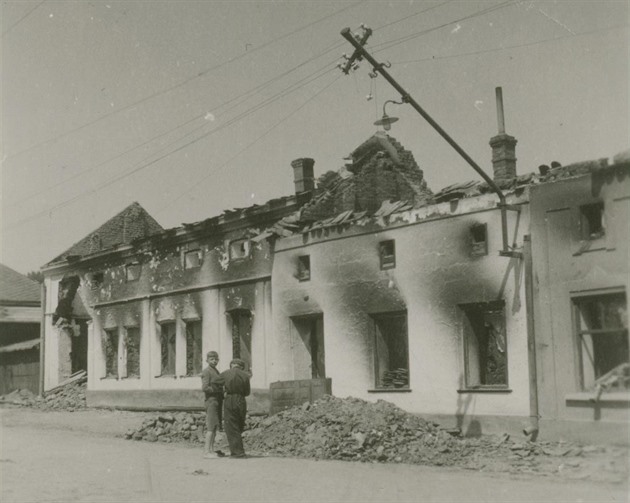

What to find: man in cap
left=220, top=358, right=251, bottom=458
left=201, top=351, right=223, bottom=458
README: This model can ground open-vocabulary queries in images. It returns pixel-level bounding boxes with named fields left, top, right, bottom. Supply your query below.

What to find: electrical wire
left=390, top=23, right=629, bottom=65
left=4, top=1, right=364, bottom=161
left=156, top=74, right=343, bottom=217
left=2, top=0, right=46, bottom=38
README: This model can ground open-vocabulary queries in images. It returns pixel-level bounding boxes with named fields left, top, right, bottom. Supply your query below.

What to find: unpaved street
left=1, top=406, right=628, bottom=503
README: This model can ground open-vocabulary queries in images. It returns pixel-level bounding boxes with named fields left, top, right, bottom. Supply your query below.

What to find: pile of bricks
left=125, top=412, right=209, bottom=444
left=0, top=382, right=87, bottom=411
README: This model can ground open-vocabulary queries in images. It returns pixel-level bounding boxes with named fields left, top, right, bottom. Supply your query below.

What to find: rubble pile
left=243, top=395, right=470, bottom=465
left=124, top=412, right=208, bottom=444
left=0, top=382, right=87, bottom=411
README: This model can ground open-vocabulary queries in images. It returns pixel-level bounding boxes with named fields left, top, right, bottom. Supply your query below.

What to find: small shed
left=0, top=264, right=42, bottom=395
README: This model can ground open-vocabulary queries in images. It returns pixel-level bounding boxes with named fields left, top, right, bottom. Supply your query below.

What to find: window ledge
left=155, top=375, right=178, bottom=379
left=368, top=388, right=411, bottom=393
left=100, top=376, right=119, bottom=381
left=565, top=391, right=630, bottom=405
left=457, top=388, right=512, bottom=394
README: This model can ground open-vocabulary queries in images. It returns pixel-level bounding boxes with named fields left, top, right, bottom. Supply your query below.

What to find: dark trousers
left=223, top=394, right=246, bottom=456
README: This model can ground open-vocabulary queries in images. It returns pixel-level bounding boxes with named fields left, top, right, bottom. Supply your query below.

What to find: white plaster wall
left=272, top=201, right=532, bottom=419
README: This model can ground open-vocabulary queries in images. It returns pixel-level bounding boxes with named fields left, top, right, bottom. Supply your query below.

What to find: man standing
left=220, top=358, right=251, bottom=458
left=201, top=351, right=223, bottom=459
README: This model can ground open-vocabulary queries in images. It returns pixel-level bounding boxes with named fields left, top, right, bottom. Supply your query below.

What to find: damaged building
left=40, top=130, right=629, bottom=443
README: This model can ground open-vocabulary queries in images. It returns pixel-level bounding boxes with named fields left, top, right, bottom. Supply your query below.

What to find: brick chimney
left=489, top=87, right=517, bottom=182
left=291, top=158, right=315, bottom=194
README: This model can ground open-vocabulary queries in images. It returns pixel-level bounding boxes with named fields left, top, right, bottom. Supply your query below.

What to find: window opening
left=125, top=263, right=141, bottom=282
left=185, top=320, right=203, bottom=376
left=91, top=272, right=104, bottom=290
left=373, top=312, right=408, bottom=388
left=160, top=322, right=176, bottom=376
left=379, top=240, right=396, bottom=270
left=104, top=328, right=118, bottom=378
left=579, top=202, right=605, bottom=240
left=470, top=224, right=488, bottom=256
left=229, top=310, right=252, bottom=370
left=297, top=255, right=311, bottom=281
left=125, top=327, right=141, bottom=378
left=184, top=249, right=202, bottom=269
left=573, top=292, right=628, bottom=391
left=229, top=239, right=250, bottom=260
left=71, top=320, right=88, bottom=374
left=293, top=315, right=325, bottom=379
left=461, top=301, right=507, bottom=388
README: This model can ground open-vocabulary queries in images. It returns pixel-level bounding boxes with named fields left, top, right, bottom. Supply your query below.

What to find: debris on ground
left=0, top=373, right=87, bottom=411
left=123, top=395, right=629, bottom=483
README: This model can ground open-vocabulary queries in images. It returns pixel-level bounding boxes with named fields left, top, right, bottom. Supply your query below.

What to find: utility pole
left=339, top=27, right=521, bottom=258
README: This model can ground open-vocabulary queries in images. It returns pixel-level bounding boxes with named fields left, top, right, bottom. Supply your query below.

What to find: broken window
left=470, top=223, right=488, bottom=256
left=185, top=319, right=203, bottom=376
left=125, top=263, right=141, bottom=282
left=229, top=309, right=252, bottom=371
left=229, top=239, right=250, bottom=260
left=297, top=255, right=311, bottom=281
left=293, top=315, right=325, bottom=379
left=124, top=327, right=141, bottom=378
left=160, top=322, right=176, bottom=376
left=579, top=202, right=605, bottom=240
left=379, top=240, right=396, bottom=270
left=91, top=272, right=104, bottom=290
left=104, top=328, right=118, bottom=378
left=461, top=301, right=508, bottom=388
left=573, top=291, right=628, bottom=391
left=373, top=312, right=409, bottom=389
left=184, top=249, right=202, bottom=269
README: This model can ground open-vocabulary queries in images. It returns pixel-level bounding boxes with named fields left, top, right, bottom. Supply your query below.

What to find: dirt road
left=1, top=406, right=627, bottom=503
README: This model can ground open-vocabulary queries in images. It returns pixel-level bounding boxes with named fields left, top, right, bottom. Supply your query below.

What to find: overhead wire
left=4, top=0, right=365, bottom=160
left=2, top=0, right=46, bottom=38
left=7, top=0, right=513, bottom=227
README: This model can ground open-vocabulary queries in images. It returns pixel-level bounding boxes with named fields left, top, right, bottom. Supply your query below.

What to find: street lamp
left=373, top=100, right=402, bottom=131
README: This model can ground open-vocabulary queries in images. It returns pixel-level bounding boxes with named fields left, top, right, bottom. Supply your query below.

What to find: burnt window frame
left=184, top=318, right=203, bottom=376
left=159, top=321, right=177, bottom=377
left=103, top=327, right=119, bottom=379
left=228, top=309, right=252, bottom=372
left=297, top=255, right=311, bottom=281
left=229, top=238, right=251, bottom=261
left=460, top=300, right=509, bottom=391
left=370, top=311, right=410, bottom=391
left=572, top=289, right=628, bottom=392
left=579, top=202, right=605, bottom=242
left=470, top=223, right=488, bottom=257
left=123, top=326, right=141, bottom=379
left=90, top=271, right=104, bottom=290
left=183, top=249, right=203, bottom=270
left=125, top=263, right=141, bottom=282
left=379, top=240, right=396, bottom=270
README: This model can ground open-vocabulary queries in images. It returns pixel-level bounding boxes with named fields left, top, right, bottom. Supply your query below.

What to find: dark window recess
left=184, top=249, right=202, bottom=269
left=91, top=272, right=104, bottom=289
left=293, top=315, right=326, bottom=379
left=373, top=312, right=409, bottom=389
left=574, top=292, right=628, bottom=391
left=71, top=321, right=88, bottom=374
left=125, top=327, right=141, bottom=378
left=104, top=329, right=118, bottom=378
left=160, top=322, right=176, bottom=376
left=579, top=202, right=605, bottom=240
left=379, top=240, right=396, bottom=270
left=229, top=239, right=250, bottom=260
left=461, top=301, right=507, bottom=388
left=185, top=320, right=203, bottom=376
left=230, top=310, right=252, bottom=371
left=297, top=255, right=311, bottom=281
left=125, top=263, right=141, bottom=282
left=470, top=224, right=488, bottom=256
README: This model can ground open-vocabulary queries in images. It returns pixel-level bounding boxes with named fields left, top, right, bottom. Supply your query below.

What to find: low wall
left=87, top=388, right=270, bottom=415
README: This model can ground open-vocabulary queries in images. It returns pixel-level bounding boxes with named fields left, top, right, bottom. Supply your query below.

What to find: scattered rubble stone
left=122, top=395, right=628, bottom=483
left=0, top=382, right=87, bottom=411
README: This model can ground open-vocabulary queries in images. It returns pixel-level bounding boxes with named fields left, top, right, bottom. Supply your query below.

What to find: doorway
left=292, top=315, right=325, bottom=379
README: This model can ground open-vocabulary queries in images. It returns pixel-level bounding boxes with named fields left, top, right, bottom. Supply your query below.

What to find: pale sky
left=1, top=0, right=628, bottom=274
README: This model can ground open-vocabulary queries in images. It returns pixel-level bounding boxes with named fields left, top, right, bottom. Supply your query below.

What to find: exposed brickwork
left=57, top=327, right=73, bottom=381
left=489, top=133, right=517, bottom=182
left=301, top=134, right=431, bottom=221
